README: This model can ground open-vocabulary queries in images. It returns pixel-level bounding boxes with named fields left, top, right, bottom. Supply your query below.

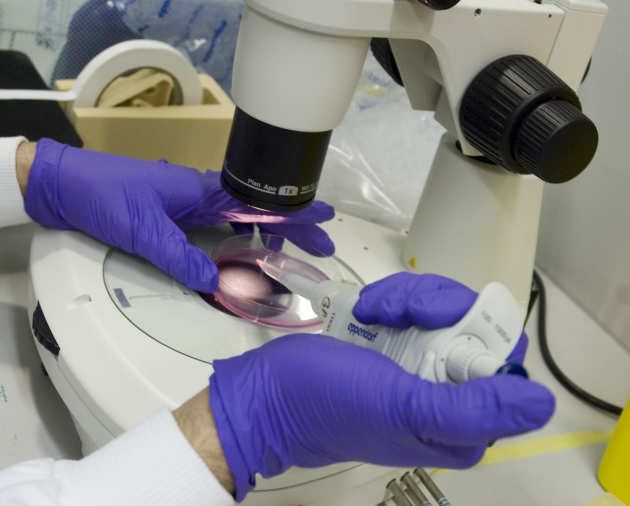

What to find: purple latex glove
left=210, top=334, right=555, bottom=501
left=353, top=272, right=529, bottom=364
left=24, top=139, right=335, bottom=293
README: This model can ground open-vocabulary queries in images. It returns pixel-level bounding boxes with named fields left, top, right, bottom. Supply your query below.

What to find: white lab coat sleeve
left=0, top=136, right=32, bottom=228
left=0, top=409, right=235, bottom=506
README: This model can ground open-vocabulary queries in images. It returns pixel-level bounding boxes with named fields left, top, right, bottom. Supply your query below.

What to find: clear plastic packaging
left=317, top=52, right=445, bottom=232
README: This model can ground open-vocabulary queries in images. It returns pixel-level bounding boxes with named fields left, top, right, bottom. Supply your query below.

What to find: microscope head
left=222, top=0, right=605, bottom=211
left=220, top=7, right=370, bottom=212
left=221, top=0, right=470, bottom=212
left=221, top=107, right=333, bottom=212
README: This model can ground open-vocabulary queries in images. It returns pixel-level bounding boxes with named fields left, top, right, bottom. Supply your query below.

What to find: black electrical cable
left=533, top=270, right=623, bottom=416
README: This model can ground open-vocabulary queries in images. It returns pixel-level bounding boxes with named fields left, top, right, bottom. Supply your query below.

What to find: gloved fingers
left=405, top=442, right=487, bottom=470
left=259, top=223, right=335, bottom=257
left=230, top=222, right=254, bottom=236
left=135, top=212, right=219, bottom=293
left=230, top=220, right=330, bottom=255
left=506, top=331, right=529, bottom=365
left=353, top=272, right=477, bottom=329
left=365, top=437, right=487, bottom=470
left=219, top=200, right=335, bottom=226
left=258, top=227, right=285, bottom=252
left=229, top=222, right=328, bottom=254
left=282, top=200, right=335, bottom=224
left=229, top=223, right=285, bottom=251
left=407, top=375, right=555, bottom=447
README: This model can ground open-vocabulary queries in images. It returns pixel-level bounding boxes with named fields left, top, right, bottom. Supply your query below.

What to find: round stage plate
left=103, top=228, right=362, bottom=364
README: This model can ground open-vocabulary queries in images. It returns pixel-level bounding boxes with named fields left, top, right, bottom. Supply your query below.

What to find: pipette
left=257, top=255, right=527, bottom=383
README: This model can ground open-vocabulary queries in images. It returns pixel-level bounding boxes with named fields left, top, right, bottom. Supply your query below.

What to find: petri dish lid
left=209, top=233, right=339, bottom=329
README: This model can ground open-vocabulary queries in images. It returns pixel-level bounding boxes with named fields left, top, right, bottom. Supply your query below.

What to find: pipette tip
left=256, top=257, right=284, bottom=284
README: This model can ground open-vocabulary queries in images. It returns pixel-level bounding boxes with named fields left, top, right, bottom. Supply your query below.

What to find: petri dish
left=205, top=233, right=339, bottom=329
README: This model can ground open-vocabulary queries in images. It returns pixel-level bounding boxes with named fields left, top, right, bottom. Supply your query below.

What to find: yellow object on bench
left=598, top=398, right=630, bottom=505
left=583, top=493, right=626, bottom=506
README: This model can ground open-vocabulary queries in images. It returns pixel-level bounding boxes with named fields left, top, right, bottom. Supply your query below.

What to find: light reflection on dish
left=200, top=236, right=332, bottom=329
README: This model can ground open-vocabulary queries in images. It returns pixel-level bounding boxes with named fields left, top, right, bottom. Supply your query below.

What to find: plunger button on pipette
left=445, top=338, right=503, bottom=383
left=489, top=362, right=529, bottom=449
left=495, top=363, right=529, bottom=378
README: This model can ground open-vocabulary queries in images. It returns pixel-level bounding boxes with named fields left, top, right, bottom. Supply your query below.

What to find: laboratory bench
left=0, top=224, right=628, bottom=506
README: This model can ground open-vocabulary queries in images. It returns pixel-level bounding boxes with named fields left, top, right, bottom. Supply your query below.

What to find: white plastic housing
left=311, top=279, right=524, bottom=383
left=237, top=0, right=606, bottom=152
left=27, top=214, right=416, bottom=505
left=231, top=7, right=370, bottom=132
left=235, top=0, right=606, bottom=311
left=403, top=136, right=544, bottom=310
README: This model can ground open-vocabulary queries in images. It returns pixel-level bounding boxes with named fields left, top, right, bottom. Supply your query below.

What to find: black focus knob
left=514, top=100, right=598, bottom=183
left=460, top=55, right=598, bottom=183
left=418, top=0, right=461, bottom=10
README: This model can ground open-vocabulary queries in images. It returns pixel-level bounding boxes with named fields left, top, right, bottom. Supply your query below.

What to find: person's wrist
left=209, top=371, right=256, bottom=501
left=15, top=140, right=36, bottom=196
left=23, top=138, right=74, bottom=229
left=173, top=387, right=236, bottom=496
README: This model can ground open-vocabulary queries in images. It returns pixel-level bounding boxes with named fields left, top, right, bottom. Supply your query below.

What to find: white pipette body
left=258, top=257, right=527, bottom=384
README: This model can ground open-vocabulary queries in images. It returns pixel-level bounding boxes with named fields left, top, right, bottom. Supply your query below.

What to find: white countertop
left=324, top=267, right=630, bottom=506
left=0, top=270, right=82, bottom=466
left=429, top=267, right=629, bottom=506
left=0, top=260, right=628, bottom=505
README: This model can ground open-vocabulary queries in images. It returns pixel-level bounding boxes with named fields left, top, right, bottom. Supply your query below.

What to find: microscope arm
left=235, top=0, right=605, bottom=152
left=223, top=0, right=608, bottom=308
left=224, top=0, right=606, bottom=212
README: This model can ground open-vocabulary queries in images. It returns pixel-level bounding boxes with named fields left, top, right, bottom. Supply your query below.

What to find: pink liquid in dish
left=205, top=249, right=329, bottom=329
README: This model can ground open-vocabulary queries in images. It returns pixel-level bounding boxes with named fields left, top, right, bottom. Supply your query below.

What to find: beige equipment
left=55, top=70, right=234, bottom=172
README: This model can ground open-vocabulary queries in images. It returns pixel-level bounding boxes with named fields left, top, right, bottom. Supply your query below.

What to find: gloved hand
left=353, top=272, right=529, bottom=364
left=24, top=139, right=335, bottom=293
left=210, top=334, right=555, bottom=501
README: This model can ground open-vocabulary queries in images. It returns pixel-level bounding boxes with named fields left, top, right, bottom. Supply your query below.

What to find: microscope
left=221, top=0, right=608, bottom=309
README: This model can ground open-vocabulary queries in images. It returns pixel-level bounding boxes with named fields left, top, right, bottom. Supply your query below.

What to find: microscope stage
left=27, top=213, right=407, bottom=501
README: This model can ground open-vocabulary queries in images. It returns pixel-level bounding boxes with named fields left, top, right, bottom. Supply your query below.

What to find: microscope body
left=224, top=0, right=607, bottom=308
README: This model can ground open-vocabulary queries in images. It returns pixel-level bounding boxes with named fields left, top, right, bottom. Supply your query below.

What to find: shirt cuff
left=0, top=136, right=31, bottom=227
left=58, top=409, right=235, bottom=506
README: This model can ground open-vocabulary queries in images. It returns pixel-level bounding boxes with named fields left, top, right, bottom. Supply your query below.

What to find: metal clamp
left=377, top=468, right=452, bottom=506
